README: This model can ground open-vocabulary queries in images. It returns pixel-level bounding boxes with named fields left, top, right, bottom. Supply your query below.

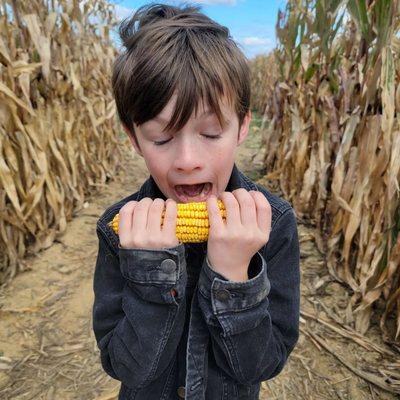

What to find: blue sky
left=109, top=0, right=286, bottom=59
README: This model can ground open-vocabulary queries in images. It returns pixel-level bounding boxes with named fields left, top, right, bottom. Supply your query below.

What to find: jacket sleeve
left=197, top=208, right=300, bottom=385
left=92, top=222, right=187, bottom=390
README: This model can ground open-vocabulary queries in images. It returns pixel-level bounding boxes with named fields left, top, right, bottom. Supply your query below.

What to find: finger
left=118, top=201, right=138, bottom=237
left=219, top=192, right=240, bottom=228
left=249, top=191, right=271, bottom=235
left=147, top=198, right=165, bottom=233
left=162, top=198, right=177, bottom=235
left=232, top=188, right=257, bottom=227
left=206, top=195, right=225, bottom=232
left=131, top=198, right=152, bottom=233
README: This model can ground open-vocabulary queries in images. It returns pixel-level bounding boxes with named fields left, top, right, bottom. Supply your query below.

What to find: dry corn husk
left=0, top=0, right=121, bottom=287
left=254, top=0, right=400, bottom=343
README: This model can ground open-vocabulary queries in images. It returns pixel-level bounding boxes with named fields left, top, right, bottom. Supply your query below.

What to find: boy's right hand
left=118, top=198, right=179, bottom=250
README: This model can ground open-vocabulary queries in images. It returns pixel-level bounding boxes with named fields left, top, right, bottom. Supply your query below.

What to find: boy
left=92, top=3, right=300, bottom=400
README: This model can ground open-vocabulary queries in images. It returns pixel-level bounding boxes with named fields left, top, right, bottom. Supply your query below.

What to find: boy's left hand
left=206, top=189, right=271, bottom=282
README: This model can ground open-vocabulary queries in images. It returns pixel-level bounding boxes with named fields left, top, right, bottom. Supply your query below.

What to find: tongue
left=180, top=184, right=205, bottom=197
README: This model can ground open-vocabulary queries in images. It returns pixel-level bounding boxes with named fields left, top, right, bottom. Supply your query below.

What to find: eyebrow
left=152, top=109, right=216, bottom=125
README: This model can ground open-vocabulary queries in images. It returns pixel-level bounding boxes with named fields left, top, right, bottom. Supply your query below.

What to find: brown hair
left=112, top=2, right=250, bottom=148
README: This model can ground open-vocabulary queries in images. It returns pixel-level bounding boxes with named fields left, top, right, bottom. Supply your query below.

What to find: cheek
left=213, top=140, right=237, bottom=160
left=142, top=149, right=176, bottom=178
left=141, top=149, right=164, bottom=171
left=147, top=156, right=166, bottom=172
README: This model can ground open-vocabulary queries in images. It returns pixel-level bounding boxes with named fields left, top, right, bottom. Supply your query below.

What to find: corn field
left=0, top=0, right=399, bottom=397
left=249, top=52, right=278, bottom=116
left=0, top=0, right=120, bottom=287
left=1, top=0, right=399, bottom=349
left=251, top=0, right=400, bottom=343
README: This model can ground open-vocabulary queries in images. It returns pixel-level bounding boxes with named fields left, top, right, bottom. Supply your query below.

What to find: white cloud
left=114, top=4, right=135, bottom=21
left=234, top=36, right=275, bottom=59
left=241, top=36, right=272, bottom=46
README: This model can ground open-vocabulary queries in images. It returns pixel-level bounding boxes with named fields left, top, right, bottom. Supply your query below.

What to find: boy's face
left=124, top=94, right=251, bottom=203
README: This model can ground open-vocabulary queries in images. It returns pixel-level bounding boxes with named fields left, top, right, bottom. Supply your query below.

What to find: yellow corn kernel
left=108, top=200, right=226, bottom=243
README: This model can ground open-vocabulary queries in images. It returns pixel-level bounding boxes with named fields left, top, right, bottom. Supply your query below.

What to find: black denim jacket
left=92, top=164, right=300, bottom=400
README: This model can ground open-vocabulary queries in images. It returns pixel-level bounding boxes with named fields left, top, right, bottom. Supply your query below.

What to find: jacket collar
left=136, top=163, right=258, bottom=201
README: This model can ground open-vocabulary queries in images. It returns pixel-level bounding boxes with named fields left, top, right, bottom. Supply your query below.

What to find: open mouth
left=174, top=182, right=212, bottom=202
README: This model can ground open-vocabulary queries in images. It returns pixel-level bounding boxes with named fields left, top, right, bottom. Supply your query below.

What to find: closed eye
left=153, top=133, right=222, bottom=146
left=154, top=138, right=172, bottom=146
left=202, top=133, right=222, bottom=140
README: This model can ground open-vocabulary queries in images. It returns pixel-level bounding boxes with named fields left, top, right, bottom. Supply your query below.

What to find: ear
left=123, top=123, right=143, bottom=157
left=237, top=110, right=252, bottom=146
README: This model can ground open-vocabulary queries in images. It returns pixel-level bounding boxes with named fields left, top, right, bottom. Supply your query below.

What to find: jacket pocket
left=205, top=357, right=225, bottom=400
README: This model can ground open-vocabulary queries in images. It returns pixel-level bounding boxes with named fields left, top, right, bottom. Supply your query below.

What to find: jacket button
left=215, top=288, right=231, bottom=301
left=177, top=386, right=185, bottom=398
left=160, top=258, right=176, bottom=273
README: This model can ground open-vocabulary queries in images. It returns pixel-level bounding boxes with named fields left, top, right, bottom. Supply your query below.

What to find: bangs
left=160, top=46, right=235, bottom=133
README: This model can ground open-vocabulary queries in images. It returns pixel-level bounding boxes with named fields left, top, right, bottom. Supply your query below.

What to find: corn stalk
left=261, top=0, right=400, bottom=343
left=0, top=0, right=121, bottom=286
left=249, top=53, right=279, bottom=115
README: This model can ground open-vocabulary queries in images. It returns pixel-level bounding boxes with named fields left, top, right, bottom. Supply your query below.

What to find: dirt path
left=0, top=118, right=398, bottom=400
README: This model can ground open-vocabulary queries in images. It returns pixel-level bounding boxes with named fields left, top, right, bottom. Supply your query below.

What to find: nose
left=173, top=136, right=203, bottom=173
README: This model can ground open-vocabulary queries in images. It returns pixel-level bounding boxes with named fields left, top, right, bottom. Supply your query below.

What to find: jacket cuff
left=198, top=251, right=271, bottom=315
left=118, top=243, right=187, bottom=304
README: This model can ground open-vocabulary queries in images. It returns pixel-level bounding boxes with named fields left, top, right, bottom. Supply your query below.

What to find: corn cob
left=108, top=200, right=226, bottom=243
